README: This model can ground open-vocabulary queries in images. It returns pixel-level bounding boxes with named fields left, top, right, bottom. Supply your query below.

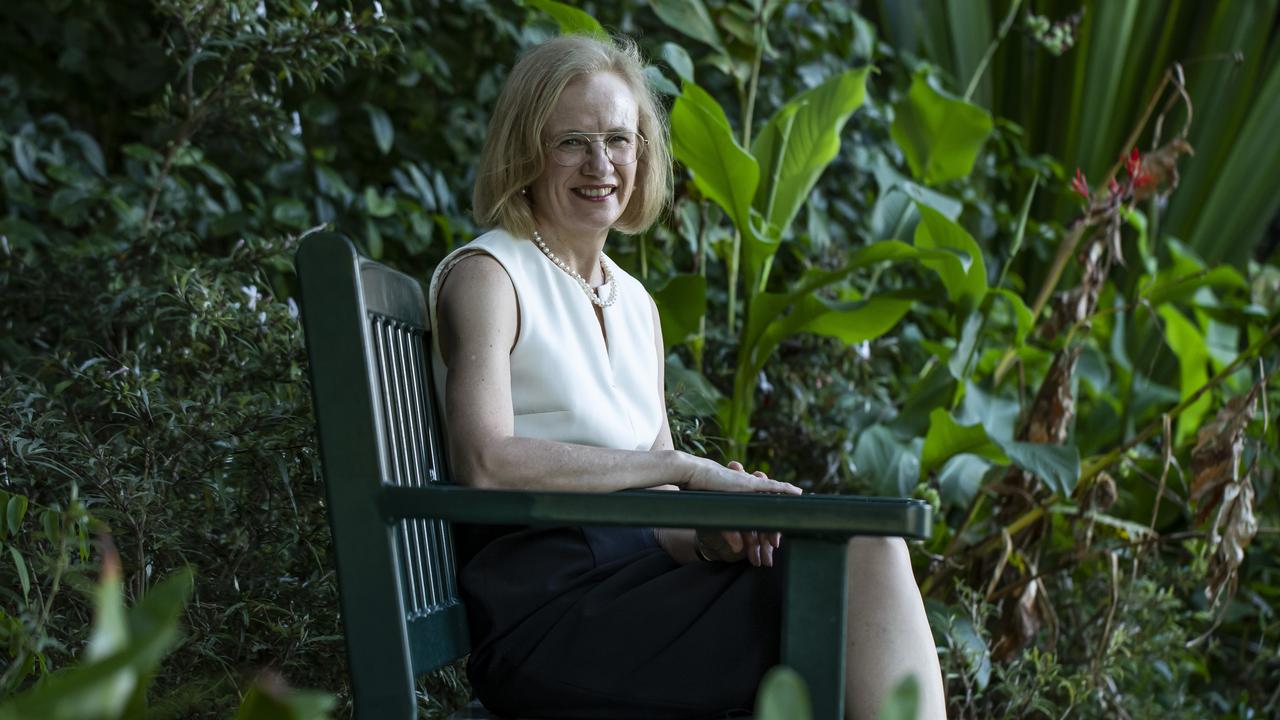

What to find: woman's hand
left=680, top=454, right=801, bottom=496
left=692, top=460, right=790, bottom=568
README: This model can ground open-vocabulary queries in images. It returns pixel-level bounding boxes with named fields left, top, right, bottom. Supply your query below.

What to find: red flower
left=1125, top=147, right=1157, bottom=191
left=1108, top=177, right=1121, bottom=198
left=1071, top=168, right=1089, bottom=199
left=1125, top=147, right=1141, bottom=178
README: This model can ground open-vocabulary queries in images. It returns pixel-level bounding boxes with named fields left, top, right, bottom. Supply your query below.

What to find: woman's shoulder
left=428, top=229, right=522, bottom=322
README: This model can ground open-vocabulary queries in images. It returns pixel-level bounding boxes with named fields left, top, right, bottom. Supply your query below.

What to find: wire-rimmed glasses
left=545, top=131, right=647, bottom=166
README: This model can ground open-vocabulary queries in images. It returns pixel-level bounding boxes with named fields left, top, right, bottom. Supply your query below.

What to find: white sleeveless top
left=428, top=228, right=664, bottom=452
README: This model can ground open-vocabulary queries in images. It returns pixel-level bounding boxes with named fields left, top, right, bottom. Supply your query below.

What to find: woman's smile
left=572, top=184, right=617, bottom=201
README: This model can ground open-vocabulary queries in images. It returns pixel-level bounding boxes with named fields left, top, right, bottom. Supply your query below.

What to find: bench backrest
left=297, top=233, right=468, bottom=718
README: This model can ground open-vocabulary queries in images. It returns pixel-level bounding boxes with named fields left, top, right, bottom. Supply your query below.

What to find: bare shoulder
left=436, top=252, right=518, bottom=360
left=439, top=253, right=511, bottom=301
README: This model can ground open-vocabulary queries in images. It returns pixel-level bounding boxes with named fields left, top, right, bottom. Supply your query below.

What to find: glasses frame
left=544, top=131, right=648, bottom=167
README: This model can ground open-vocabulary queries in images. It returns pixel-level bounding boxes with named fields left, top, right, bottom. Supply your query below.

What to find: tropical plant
left=3, top=0, right=1279, bottom=718
left=867, top=0, right=1280, bottom=267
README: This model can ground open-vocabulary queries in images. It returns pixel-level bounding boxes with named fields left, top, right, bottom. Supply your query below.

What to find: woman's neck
left=533, top=224, right=608, bottom=286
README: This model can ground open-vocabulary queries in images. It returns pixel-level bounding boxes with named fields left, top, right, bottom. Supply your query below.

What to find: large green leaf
left=957, top=381, right=1019, bottom=442
left=920, top=408, right=1007, bottom=476
left=743, top=240, right=962, bottom=356
left=0, top=568, right=192, bottom=720
left=525, top=0, right=606, bottom=38
left=1139, top=265, right=1248, bottom=308
left=913, top=203, right=988, bottom=307
left=752, top=67, right=870, bottom=237
left=650, top=0, right=724, bottom=52
left=890, top=70, right=993, bottom=185
left=665, top=357, right=725, bottom=418
left=1184, top=25, right=1280, bottom=266
left=660, top=42, right=695, bottom=83
left=920, top=409, right=1080, bottom=496
left=991, top=289, right=1034, bottom=349
left=1000, top=441, right=1081, bottom=497
left=670, top=81, right=760, bottom=247
left=750, top=292, right=916, bottom=377
left=937, top=454, right=991, bottom=508
left=652, top=273, right=707, bottom=349
left=867, top=151, right=964, bottom=244
left=754, top=666, right=812, bottom=720
left=1061, top=0, right=1141, bottom=181
left=853, top=424, right=921, bottom=496
left=1158, top=305, right=1211, bottom=443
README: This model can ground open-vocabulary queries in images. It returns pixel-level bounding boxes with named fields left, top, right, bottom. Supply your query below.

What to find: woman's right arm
left=436, top=254, right=798, bottom=497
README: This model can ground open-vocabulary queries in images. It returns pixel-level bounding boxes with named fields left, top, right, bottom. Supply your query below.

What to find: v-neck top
left=428, top=228, right=664, bottom=452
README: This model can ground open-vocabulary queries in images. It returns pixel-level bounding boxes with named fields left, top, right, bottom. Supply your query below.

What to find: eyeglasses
left=545, top=131, right=647, bottom=166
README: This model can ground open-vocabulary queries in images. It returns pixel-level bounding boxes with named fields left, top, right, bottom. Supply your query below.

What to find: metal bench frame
left=297, top=233, right=931, bottom=719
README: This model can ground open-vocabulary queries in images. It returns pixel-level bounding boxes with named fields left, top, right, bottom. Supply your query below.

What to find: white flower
left=240, top=285, right=260, bottom=311
left=287, top=297, right=299, bottom=320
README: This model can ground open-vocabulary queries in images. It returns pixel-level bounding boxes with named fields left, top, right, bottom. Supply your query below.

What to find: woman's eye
left=608, top=134, right=633, bottom=147
left=559, top=136, right=586, bottom=148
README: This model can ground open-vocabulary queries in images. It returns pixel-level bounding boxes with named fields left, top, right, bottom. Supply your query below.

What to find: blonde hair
left=472, top=35, right=672, bottom=238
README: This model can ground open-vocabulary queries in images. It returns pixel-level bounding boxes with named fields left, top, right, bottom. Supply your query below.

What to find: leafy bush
left=2, top=1, right=1278, bottom=719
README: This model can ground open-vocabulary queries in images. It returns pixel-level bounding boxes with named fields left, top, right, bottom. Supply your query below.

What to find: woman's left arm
left=646, top=298, right=701, bottom=563
left=645, top=299, right=780, bottom=567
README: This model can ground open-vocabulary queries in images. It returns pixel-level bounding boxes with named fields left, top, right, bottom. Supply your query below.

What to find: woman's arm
left=644, top=298, right=779, bottom=567
left=436, top=254, right=798, bottom=499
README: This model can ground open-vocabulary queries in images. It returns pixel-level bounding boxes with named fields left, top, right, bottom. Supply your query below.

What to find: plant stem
left=963, top=0, right=1024, bottom=103
left=728, top=13, right=767, bottom=337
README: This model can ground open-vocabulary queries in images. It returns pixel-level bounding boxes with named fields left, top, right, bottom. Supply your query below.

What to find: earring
left=521, top=187, right=529, bottom=196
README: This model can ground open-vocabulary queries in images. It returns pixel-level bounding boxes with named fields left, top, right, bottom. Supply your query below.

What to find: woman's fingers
left=720, top=530, right=744, bottom=555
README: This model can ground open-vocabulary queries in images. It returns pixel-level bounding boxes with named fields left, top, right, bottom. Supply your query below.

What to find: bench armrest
left=378, top=484, right=931, bottom=540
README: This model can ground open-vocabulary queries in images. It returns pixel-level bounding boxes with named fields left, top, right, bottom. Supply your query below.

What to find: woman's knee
left=847, top=536, right=911, bottom=573
left=848, top=535, right=907, bottom=556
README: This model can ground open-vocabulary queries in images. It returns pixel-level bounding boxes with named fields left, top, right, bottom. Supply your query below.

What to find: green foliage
left=891, top=71, right=993, bottom=186
left=754, top=665, right=811, bottom=720
left=0, top=555, right=334, bottom=720
left=524, top=0, right=606, bottom=38
left=871, top=0, right=1280, bottom=267
left=3, top=1, right=1279, bottom=719
left=0, top=562, right=193, bottom=720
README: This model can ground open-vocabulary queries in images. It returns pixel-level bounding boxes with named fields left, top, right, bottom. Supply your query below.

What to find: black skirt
left=459, top=525, right=785, bottom=720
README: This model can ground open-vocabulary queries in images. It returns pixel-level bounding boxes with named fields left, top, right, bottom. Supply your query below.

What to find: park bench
left=296, top=233, right=932, bottom=720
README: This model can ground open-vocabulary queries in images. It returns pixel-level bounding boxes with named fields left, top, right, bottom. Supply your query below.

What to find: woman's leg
left=844, top=537, right=946, bottom=720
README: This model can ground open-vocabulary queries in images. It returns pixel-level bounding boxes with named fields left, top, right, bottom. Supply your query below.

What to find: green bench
left=296, top=233, right=932, bottom=720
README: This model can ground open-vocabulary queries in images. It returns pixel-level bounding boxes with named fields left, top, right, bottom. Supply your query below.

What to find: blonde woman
left=429, top=34, right=945, bottom=720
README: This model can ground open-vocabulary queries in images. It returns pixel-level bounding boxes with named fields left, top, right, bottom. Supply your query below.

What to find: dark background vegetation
left=1, top=1, right=1278, bottom=718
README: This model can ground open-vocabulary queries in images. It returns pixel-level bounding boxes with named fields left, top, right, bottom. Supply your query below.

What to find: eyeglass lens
left=548, top=132, right=644, bottom=166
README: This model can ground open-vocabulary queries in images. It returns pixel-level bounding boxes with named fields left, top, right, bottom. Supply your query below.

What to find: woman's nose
left=581, top=141, right=611, bottom=175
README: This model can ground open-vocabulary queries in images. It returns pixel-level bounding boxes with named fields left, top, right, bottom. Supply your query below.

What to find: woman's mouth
left=572, top=186, right=616, bottom=201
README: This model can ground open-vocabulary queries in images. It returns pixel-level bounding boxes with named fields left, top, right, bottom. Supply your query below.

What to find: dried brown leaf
left=1205, top=476, right=1257, bottom=604
left=1190, top=386, right=1259, bottom=518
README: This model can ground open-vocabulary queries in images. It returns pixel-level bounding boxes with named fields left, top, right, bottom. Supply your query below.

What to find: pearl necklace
left=532, top=231, right=618, bottom=308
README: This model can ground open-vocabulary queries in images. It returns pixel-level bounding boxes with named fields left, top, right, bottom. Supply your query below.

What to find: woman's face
left=529, top=72, right=640, bottom=244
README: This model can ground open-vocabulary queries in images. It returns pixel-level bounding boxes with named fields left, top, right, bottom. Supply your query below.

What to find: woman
left=428, top=34, right=945, bottom=720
